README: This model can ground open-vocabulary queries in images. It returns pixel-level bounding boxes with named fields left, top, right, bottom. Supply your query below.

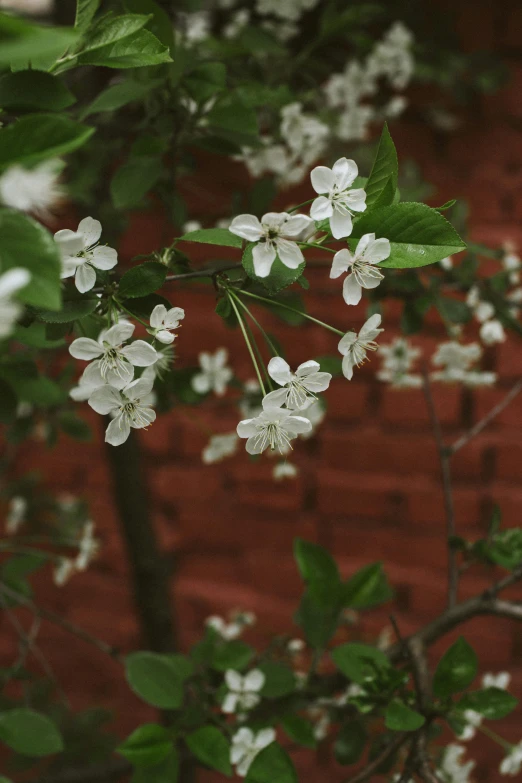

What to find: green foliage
left=385, top=699, right=425, bottom=731
left=334, top=720, right=367, bottom=765
left=185, top=62, right=227, bottom=103
left=0, top=71, right=75, bottom=112
left=0, top=13, right=78, bottom=68
left=433, top=637, right=478, bottom=698
left=111, top=157, right=163, bottom=209
left=180, top=227, right=242, bottom=248
left=331, top=643, right=390, bottom=685
left=81, top=78, right=163, bottom=118
left=258, top=661, right=296, bottom=698
left=0, top=708, right=63, bottom=757
left=36, top=292, right=99, bottom=323
left=280, top=715, right=316, bottom=749
left=0, top=114, right=93, bottom=171
left=118, top=724, right=173, bottom=767
left=78, top=28, right=172, bottom=68
left=458, top=688, right=518, bottom=720
left=294, top=538, right=341, bottom=606
left=125, top=652, right=188, bottom=709
left=242, top=244, right=305, bottom=295
left=365, top=123, right=398, bottom=209
left=118, top=262, right=167, bottom=299
left=185, top=726, right=232, bottom=776
left=75, top=0, right=100, bottom=32
left=245, top=742, right=297, bottom=783
left=211, top=640, right=254, bottom=672
left=131, top=749, right=179, bottom=783
left=343, top=562, right=393, bottom=609
left=77, top=14, right=152, bottom=56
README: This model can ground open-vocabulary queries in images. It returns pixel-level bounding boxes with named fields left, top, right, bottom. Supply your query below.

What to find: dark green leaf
left=281, top=714, right=316, bottom=749
left=0, top=115, right=94, bottom=171
left=0, top=709, right=63, bottom=757
left=12, top=323, right=65, bottom=348
left=385, top=699, right=425, bottom=731
left=78, top=13, right=151, bottom=54
left=59, top=412, right=92, bottom=441
left=459, top=688, right=517, bottom=720
left=111, top=156, right=163, bottom=209
left=331, top=643, right=390, bottom=685
left=131, top=749, right=179, bottom=783
left=179, top=228, right=242, bottom=248
left=185, top=726, right=232, bottom=776
left=343, top=563, right=393, bottom=609
left=75, top=0, right=100, bottom=31
left=211, top=640, right=254, bottom=672
left=294, top=590, right=340, bottom=649
left=242, top=243, right=305, bottom=294
left=436, top=297, right=472, bottom=324
left=433, top=637, right=478, bottom=698
left=0, top=71, right=74, bottom=112
left=245, top=742, right=296, bottom=783
left=258, top=662, right=295, bottom=698
left=123, top=0, right=175, bottom=48
left=294, top=538, right=341, bottom=606
left=207, top=95, right=259, bottom=146
left=365, top=123, right=398, bottom=209
left=79, top=28, right=172, bottom=68
left=118, top=262, right=166, bottom=299
left=334, top=720, right=367, bottom=764
left=81, top=78, right=163, bottom=118
left=117, top=724, right=172, bottom=767
left=35, top=296, right=98, bottom=323
left=0, top=14, right=78, bottom=68
left=125, top=652, right=185, bottom=709
left=488, top=529, right=522, bottom=570
left=185, top=62, right=227, bottom=103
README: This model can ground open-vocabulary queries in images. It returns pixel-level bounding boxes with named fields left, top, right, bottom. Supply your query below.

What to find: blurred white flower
left=0, top=267, right=31, bottom=338
left=192, top=348, right=233, bottom=396
left=206, top=615, right=242, bottom=640
left=53, top=557, right=75, bottom=587
left=0, top=159, right=63, bottom=217
left=6, top=496, right=27, bottom=535
left=202, top=432, right=239, bottom=464
left=431, top=341, right=495, bottom=386
left=149, top=304, right=185, bottom=345
left=273, top=461, right=298, bottom=480
left=230, top=727, right=275, bottom=777
left=440, top=744, right=475, bottom=782
left=377, top=337, right=422, bottom=388
left=500, top=742, right=522, bottom=776
left=75, top=521, right=99, bottom=571
left=480, top=319, right=505, bottom=346
left=482, top=672, right=511, bottom=690
left=223, top=669, right=265, bottom=714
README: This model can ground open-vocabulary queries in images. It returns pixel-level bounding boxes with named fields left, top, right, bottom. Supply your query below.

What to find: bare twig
left=422, top=367, right=458, bottom=608
left=449, top=377, right=522, bottom=455
left=344, top=732, right=410, bottom=783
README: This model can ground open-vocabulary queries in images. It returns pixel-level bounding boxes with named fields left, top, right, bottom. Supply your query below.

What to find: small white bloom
left=500, top=742, right=522, bottom=777
left=88, top=377, right=156, bottom=446
left=181, top=10, right=211, bottom=43
left=6, top=496, right=27, bottom=535
left=482, top=672, right=511, bottom=690
left=431, top=341, right=493, bottom=386
left=183, top=220, right=202, bottom=233
left=230, top=212, right=313, bottom=278
left=69, top=323, right=157, bottom=390
left=192, top=348, right=233, bottom=397
left=223, top=9, right=250, bottom=38
left=237, top=394, right=312, bottom=455
left=377, top=337, right=422, bottom=388
left=53, top=557, right=75, bottom=587
left=440, top=744, right=475, bottom=782
left=280, top=102, right=329, bottom=159
left=457, top=710, right=483, bottom=741
left=338, top=313, right=384, bottom=380
left=440, top=255, right=453, bottom=270
left=365, top=22, right=415, bottom=90
left=502, top=242, right=520, bottom=285
left=287, top=638, right=305, bottom=653
left=0, top=267, right=31, bottom=338
left=202, top=432, right=239, bottom=464
left=55, top=217, right=118, bottom=294
left=75, top=521, right=99, bottom=571
left=331, top=233, right=390, bottom=305
left=0, top=160, right=63, bottom=218
left=230, top=727, right=276, bottom=777
left=310, top=157, right=367, bottom=239
left=149, top=304, right=185, bottom=345
left=222, top=669, right=265, bottom=714
left=70, top=362, right=107, bottom=401
left=265, top=357, right=332, bottom=410
left=337, top=103, right=375, bottom=143
left=206, top=615, right=242, bottom=640
left=273, top=461, right=298, bottom=480
left=480, top=319, right=505, bottom=346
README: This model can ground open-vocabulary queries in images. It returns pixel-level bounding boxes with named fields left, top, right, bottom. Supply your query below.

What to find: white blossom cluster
left=0, top=159, right=63, bottom=219
left=431, top=341, right=496, bottom=387
left=377, top=337, right=422, bottom=388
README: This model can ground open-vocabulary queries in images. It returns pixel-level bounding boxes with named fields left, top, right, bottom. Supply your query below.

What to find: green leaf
left=436, top=297, right=472, bottom=324
left=334, top=720, right=367, bottom=764
left=180, top=227, right=242, bottom=248
left=35, top=295, right=99, bottom=323
left=294, top=590, right=340, bottom=649
left=331, top=643, right=390, bottom=685
left=5, top=375, right=67, bottom=408
left=207, top=95, right=259, bottom=146
left=433, top=637, right=478, bottom=698
left=118, top=262, right=166, bottom=299
left=242, top=243, right=305, bottom=294
left=343, top=563, right=393, bottom=610
left=12, top=322, right=65, bottom=349
left=0, top=14, right=78, bottom=68
left=280, top=714, right=316, bottom=749
left=121, top=292, right=171, bottom=320
left=0, top=209, right=61, bottom=310
left=125, top=652, right=185, bottom=709
left=258, top=662, right=296, bottom=698
left=0, top=379, right=17, bottom=424
left=79, top=28, right=172, bottom=68
left=75, top=0, right=100, bottom=31
left=111, top=156, right=163, bottom=209
left=365, top=123, right=398, bottom=209
left=123, top=0, right=174, bottom=48
left=59, top=412, right=92, bottom=441
left=385, top=699, right=425, bottom=731
left=0, top=71, right=74, bottom=112
left=488, top=529, right=522, bottom=570
left=351, top=203, right=466, bottom=269
left=185, top=62, right=227, bottom=103
left=0, top=709, right=63, bottom=757
left=211, top=640, right=254, bottom=672
left=294, top=538, right=341, bottom=606
left=131, top=749, right=179, bottom=783
left=245, top=742, right=297, bottom=783
left=185, top=726, right=232, bottom=776
left=81, top=78, right=162, bottom=118
left=0, top=115, right=94, bottom=171
left=458, top=688, right=518, bottom=720
left=117, top=724, right=172, bottom=767
left=78, top=13, right=151, bottom=54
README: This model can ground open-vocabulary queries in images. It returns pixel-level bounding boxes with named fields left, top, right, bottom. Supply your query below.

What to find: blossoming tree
left=0, top=2, right=521, bottom=783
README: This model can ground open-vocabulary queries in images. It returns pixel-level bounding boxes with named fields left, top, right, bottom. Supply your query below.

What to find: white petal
left=150, top=304, right=166, bottom=328
left=237, top=418, right=258, bottom=438
left=310, top=165, right=335, bottom=194
left=262, top=388, right=288, bottom=408
left=78, top=217, right=102, bottom=247
left=61, top=257, right=79, bottom=279
left=0, top=267, right=30, bottom=297
left=285, top=415, right=312, bottom=436
left=244, top=669, right=265, bottom=692
left=267, top=356, right=293, bottom=386
left=75, top=263, right=96, bottom=293
left=91, top=245, right=118, bottom=270
left=330, top=207, right=353, bottom=239
left=124, top=377, right=154, bottom=401
left=342, top=274, right=362, bottom=305
left=338, top=331, right=357, bottom=356
left=88, top=385, right=122, bottom=414
left=156, top=330, right=175, bottom=344
left=103, top=322, right=135, bottom=346
left=192, top=372, right=210, bottom=394
left=363, top=235, right=390, bottom=263
left=229, top=214, right=263, bottom=242
left=54, top=229, right=84, bottom=257
left=332, top=157, right=358, bottom=189
left=346, top=189, right=367, bottom=212
left=296, top=360, right=320, bottom=377
left=276, top=239, right=303, bottom=270
left=358, top=269, right=383, bottom=290
left=164, top=307, right=185, bottom=328
left=245, top=434, right=265, bottom=455
left=261, top=212, right=288, bottom=230
left=255, top=728, right=276, bottom=750
left=225, top=670, right=243, bottom=691
left=69, top=338, right=103, bottom=361
left=121, top=340, right=157, bottom=367
left=283, top=214, right=314, bottom=237
left=361, top=313, right=382, bottom=336
left=342, top=354, right=354, bottom=380
left=130, top=407, right=156, bottom=430
left=222, top=693, right=239, bottom=714
left=310, top=195, right=333, bottom=221
left=105, top=415, right=131, bottom=446
left=214, top=347, right=228, bottom=368
left=252, top=242, right=276, bottom=277
left=355, top=232, right=373, bottom=257
left=302, top=372, right=331, bottom=392
left=330, top=249, right=352, bottom=279
left=106, top=362, right=134, bottom=390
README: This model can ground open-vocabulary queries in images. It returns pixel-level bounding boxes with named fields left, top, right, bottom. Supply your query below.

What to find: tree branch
left=344, top=733, right=410, bottom=783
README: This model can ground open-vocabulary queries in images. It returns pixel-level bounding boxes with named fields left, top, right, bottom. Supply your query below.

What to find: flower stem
left=228, top=289, right=279, bottom=357
left=226, top=292, right=266, bottom=396
left=288, top=198, right=315, bottom=213
left=238, top=289, right=344, bottom=336
left=477, top=724, right=513, bottom=751
left=299, top=241, right=336, bottom=254
left=113, top=298, right=149, bottom=329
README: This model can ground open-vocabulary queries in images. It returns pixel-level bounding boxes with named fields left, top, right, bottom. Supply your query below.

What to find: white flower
left=457, top=710, right=483, bottom=741
left=287, top=638, right=305, bottom=653
left=88, top=377, right=156, bottom=446
left=256, top=0, right=318, bottom=21
left=280, top=102, right=329, bottom=159
left=75, top=521, right=99, bottom=571
left=338, top=313, right=384, bottom=380
left=440, top=256, right=454, bottom=270
left=149, top=304, right=185, bottom=345
left=502, top=242, right=520, bottom=285
left=480, top=319, right=505, bottom=346
left=0, top=160, right=63, bottom=218
left=183, top=220, right=202, bottom=233
left=482, top=672, right=511, bottom=690
left=377, top=337, right=422, bottom=388
left=6, top=496, right=27, bottom=535
left=222, top=669, right=265, bottom=714
left=237, top=394, right=312, bottom=455
left=202, top=433, right=239, bottom=464
left=337, top=103, right=375, bottom=143
left=365, top=22, right=414, bottom=91
left=500, top=742, right=522, bottom=776
left=430, top=341, right=493, bottom=386
left=310, top=158, right=366, bottom=239
left=223, top=8, right=250, bottom=38
left=230, top=212, right=313, bottom=278
left=273, top=461, right=298, bottom=480
left=53, top=557, right=75, bottom=587
left=192, top=348, right=232, bottom=397
left=230, top=727, right=276, bottom=777
left=331, top=233, right=390, bottom=305
left=181, top=10, right=211, bottom=43
left=206, top=615, right=242, bottom=640
left=69, top=323, right=157, bottom=390
left=265, top=357, right=332, bottom=410
left=55, top=217, right=118, bottom=293
left=0, top=267, right=31, bottom=338
left=440, top=744, right=475, bottom=782
left=69, top=362, right=107, bottom=401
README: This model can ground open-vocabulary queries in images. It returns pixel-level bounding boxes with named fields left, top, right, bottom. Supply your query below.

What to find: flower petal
left=245, top=434, right=265, bottom=455
left=332, top=157, right=358, bottom=189
left=296, top=360, right=320, bottom=377
left=342, top=354, right=354, bottom=380
left=342, top=274, right=362, bottom=305
left=255, top=728, right=276, bottom=750
left=69, top=337, right=103, bottom=361
left=252, top=242, right=276, bottom=277
left=222, top=693, right=239, bottom=714
left=302, top=372, right=331, bottom=392
left=285, top=415, right=312, bottom=436
left=0, top=267, right=31, bottom=297
left=130, top=407, right=156, bottom=429
left=267, top=356, right=293, bottom=386
left=124, top=377, right=154, bottom=400
left=283, top=214, right=314, bottom=237
left=103, top=322, right=135, bottom=346
left=225, top=670, right=243, bottom=691
left=92, top=245, right=118, bottom=270
left=106, top=362, right=134, bottom=390
left=229, top=214, right=263, bottom=242
left=164, top=307, right=185, bottom=328
left=150, top=304, right=166, bottom=328
left=262, top=388, right=288, bottom=408
left=244, top=669, right=265, bottom=692
left=345, top=188, right=367, bottom=212
left=192, top=372, right=210, bottom=394
left=236, top=418, right=258, bottom=438
left=330, top=248, right=352, bottom=279
left=338, top=331, right=357, bottom=356
left=88, top=385, right=122, bottom=414
left=330, top=207, right=353, bottom=239
left=156, top=330, right=175, bottom=344
left=121, top=340, right=157, bottom=367
left=105, top=415, right=131, bottom=446
left=364, top=236, right=391, bottom=264
left=78, top=216, right=102, bottom=247
left=54, top=229, right=84, bottom=257
left=360, top=313, right=382, bottom=336
left=75, top=262, right=96, bottom=293
left=310, top=165, right=335, bottom=194
left=310, top=195, right=333, bottom=221
left=276, top=238, right=303, bottom=270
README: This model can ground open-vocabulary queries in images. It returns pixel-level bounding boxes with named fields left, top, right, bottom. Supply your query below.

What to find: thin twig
left=343, top=733, right=410, bottom=783
left=449, top=377, right=522, bottom=455
left=422, top=367, right=458, bottom=608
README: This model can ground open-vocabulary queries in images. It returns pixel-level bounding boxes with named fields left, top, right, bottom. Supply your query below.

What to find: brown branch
left=422, top=367, right=458, bottom=608
left=449, top=377, right=522, bottom=455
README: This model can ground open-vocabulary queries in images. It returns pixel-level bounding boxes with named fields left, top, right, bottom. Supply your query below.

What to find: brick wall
left=4, top=4, right=522, bottom=780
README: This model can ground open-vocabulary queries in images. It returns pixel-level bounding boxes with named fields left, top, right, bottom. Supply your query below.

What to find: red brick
left=380, top=385, right=461, bottom=428
left=325, top=379, right=369, bottom=421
